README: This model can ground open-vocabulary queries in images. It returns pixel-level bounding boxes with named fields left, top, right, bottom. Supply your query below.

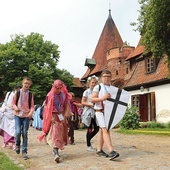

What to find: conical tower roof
left=82, top=9, right=123, bottom=79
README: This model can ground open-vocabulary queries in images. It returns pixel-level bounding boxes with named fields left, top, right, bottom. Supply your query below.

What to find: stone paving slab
left=0, top=127, right=170, bottom=170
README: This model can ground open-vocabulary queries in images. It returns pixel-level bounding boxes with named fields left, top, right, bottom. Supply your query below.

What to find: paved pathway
left=0, top=127, right=170, bottom=170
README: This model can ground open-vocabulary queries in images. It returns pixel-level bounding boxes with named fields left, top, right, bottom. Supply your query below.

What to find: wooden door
left=139, top=94, right=148, bottom=122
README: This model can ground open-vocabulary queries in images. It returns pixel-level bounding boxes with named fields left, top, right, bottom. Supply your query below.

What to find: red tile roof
left=81, top=10, right=123, bottom=79
left=72, top=78, right=83, bottom=87
left=126, top=40, right=145, bottom=60
left=81, top=13, right=169, bottom=90
left=125, top=56, right=169, bottom=88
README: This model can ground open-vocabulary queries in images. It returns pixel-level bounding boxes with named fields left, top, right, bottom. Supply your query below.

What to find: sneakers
left=15, top=146, right=20, bottom=154
left=86, top=146, right=96, bottom=152
left=53, top=149, right=60, bottom=156
left=96, top=150, right=108, bottom=157
left=108, top=150, right=119, bottom=160
left=53, top=149, right=56, bottom=155
left=22, top=152, right=28, bottom=160
left=70, top=142, right=75, bottom=145
left=54, top=154, right=60, bottom=163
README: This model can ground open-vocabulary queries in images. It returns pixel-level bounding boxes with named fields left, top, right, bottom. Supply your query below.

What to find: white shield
left=104, top=86, right=130, bottom=130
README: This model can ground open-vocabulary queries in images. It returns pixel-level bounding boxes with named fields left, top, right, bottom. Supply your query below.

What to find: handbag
left=81, top=106, right=92, bottom=127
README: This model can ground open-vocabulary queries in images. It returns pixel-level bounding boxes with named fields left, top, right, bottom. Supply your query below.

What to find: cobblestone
left=0, top=127, right=170, bottom=170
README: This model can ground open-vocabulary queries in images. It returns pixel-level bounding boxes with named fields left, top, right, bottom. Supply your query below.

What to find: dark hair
left=14, top=84, right=22, bottom=89
left=101, top=69, right=111, bottom=75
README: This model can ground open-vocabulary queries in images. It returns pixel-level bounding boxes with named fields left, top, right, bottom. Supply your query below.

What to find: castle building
left=81, top=9, right=170, bottom=123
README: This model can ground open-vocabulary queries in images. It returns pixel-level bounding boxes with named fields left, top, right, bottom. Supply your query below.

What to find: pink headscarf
left=38, top=80, right=72, bottom=141
left=51, top=80, right=72, bottom=101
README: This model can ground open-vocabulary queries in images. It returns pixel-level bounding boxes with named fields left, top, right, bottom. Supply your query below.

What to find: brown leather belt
left=95, top=109, right=104, bottom=112
left=52, top=112, right=64, bottom=115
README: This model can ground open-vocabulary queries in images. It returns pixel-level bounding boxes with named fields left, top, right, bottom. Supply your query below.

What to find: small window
left=126, top=67, right=129, bottom=74
left=145, top=55, right=160, bottom=73
left=116, top=70, right=118, bottom=75
left=146, top=58, right=154, bottom=73
left=131, top=95, right=139, bottom=109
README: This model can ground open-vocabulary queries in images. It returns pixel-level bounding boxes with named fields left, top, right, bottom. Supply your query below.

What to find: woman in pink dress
left=39, top=80, right=72, bottom=163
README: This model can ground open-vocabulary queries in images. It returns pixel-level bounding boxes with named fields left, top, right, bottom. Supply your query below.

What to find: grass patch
left=116, top=128, right=170, bottom=136
left=0, top=152, right=24, bottom=170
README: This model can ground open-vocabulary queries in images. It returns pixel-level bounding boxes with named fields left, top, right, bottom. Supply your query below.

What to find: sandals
left=2, top=143, right=8, bottom=148
left=12, top=143, right=15, bottom=150
left=2, top=143, right=15, bottom=150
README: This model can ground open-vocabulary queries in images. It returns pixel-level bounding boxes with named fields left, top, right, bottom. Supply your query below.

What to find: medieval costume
left=0, top=91, right=15, bottom=149
left=39, top=80, right=72, bottom=163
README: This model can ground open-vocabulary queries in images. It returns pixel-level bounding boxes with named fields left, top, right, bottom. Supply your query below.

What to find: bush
left=120, top=105, right=140, bottom=129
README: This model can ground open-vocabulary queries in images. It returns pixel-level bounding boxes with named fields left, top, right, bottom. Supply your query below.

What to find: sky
left=0, top=0, right=141, bottom=78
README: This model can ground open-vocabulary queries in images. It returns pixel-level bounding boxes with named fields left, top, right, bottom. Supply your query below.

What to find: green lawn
left=116, top=128, right=170, bottom=136
left=0, top=152, right=23, bottom=170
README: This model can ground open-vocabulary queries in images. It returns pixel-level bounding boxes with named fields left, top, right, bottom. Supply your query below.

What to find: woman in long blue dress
left=33, top=104, right=42, bottom=130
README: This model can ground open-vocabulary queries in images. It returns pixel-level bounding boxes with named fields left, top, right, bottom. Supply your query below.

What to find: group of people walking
left=0, top=69, right=120, bottom=163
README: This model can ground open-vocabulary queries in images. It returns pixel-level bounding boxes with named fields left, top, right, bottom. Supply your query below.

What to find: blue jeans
left=15, top=116, right=30, bottom=153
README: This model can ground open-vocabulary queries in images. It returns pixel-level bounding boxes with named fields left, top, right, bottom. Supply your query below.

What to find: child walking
left=39, top=80, right=73, bottom=163
left=0, top=84, right=21, bottom=150
left=12, top=77, right=34, bottom=160
left=81, top=76, right=99, bottom=151
left=91, top=69, right=120, bottom=160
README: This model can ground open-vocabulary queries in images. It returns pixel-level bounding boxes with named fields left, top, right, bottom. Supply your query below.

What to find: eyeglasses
left=102, top=76, right=111, bottom=78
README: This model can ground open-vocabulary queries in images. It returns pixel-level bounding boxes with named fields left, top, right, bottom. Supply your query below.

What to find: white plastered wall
left=128, top=83, right=170, bottom=123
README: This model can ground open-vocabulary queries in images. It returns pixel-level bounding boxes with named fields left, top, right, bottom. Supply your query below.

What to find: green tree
left=133, top=0, right=170, bottom=67
left=52, top=68, right=74, bottom=92
left=0, top=32, right=74, bottom=103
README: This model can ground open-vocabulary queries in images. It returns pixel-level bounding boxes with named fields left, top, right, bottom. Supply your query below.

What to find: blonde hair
left=22, top=77, right=32, bottom=84
left=87, top=75, right=99, bottom=83
left=69, top=92, right=75, bottom=97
